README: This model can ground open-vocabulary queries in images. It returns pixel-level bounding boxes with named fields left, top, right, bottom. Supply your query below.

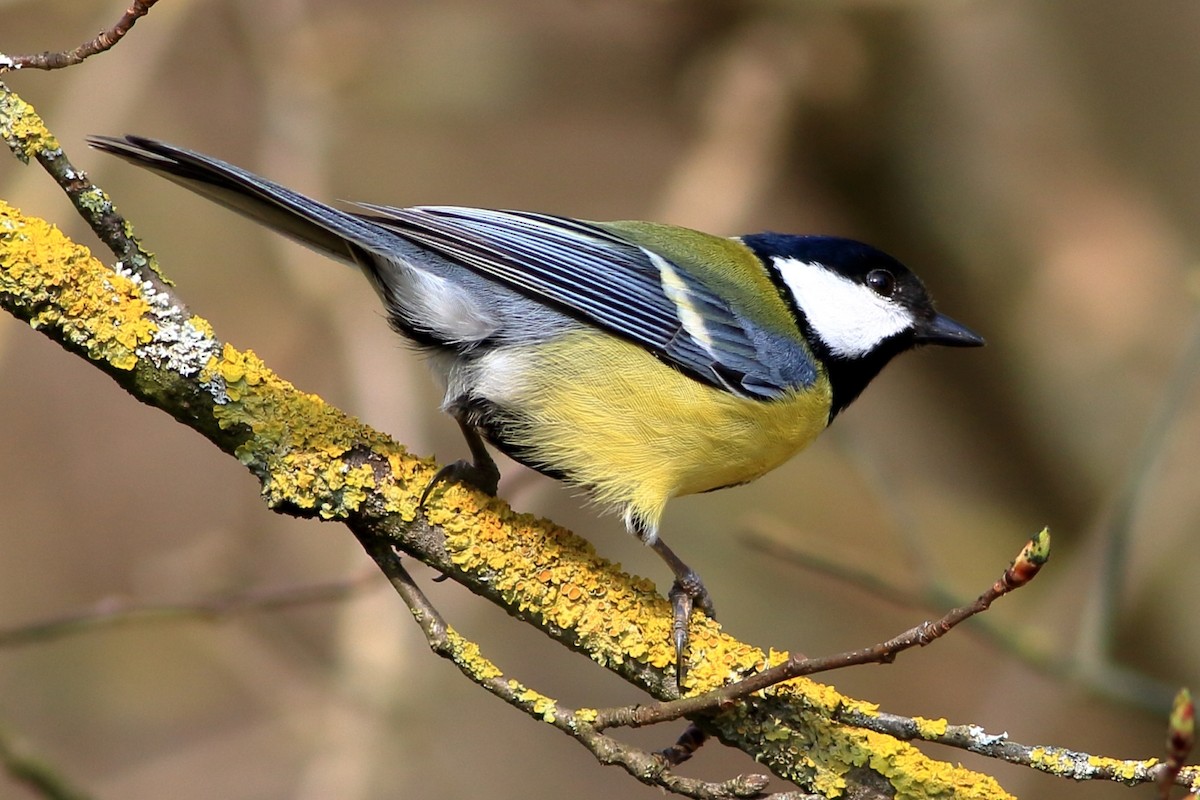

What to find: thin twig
left=0, top=721, right=95, bottom=800
left=0, top=572, right=377, bottom=648
left=741, top=524, right=1181, bottom=714
left=740, top=527, right=937, bottom=613
left=0, top=1, right=160, bottom=73
left=593, top=530, right=1052, bottom=732
left=1080, top=313, right=1200, bottom=669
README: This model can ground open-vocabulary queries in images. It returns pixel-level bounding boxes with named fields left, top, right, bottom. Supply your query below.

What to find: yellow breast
left=483, top=331, right=831, bottom=530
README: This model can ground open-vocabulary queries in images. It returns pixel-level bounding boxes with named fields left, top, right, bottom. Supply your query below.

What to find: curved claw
left=418, top=458, right=501, bottom=510
left=667, top=576, right=717, bottom=687
left=418, top=419, right=501, bottom=511
left=646, top=536, right=717, bottom=688
left=668, top=583, right=693, bottom=687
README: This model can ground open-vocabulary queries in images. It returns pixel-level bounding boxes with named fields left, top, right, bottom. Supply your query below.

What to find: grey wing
left=86, top=136, right=808, bottom=397
left=356, top=205, right=808, bottom=398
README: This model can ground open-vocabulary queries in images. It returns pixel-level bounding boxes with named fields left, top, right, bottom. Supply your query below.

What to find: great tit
left=89, top=135, right=984, bottom=683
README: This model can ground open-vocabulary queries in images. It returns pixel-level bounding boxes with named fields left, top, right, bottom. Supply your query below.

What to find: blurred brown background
left=1, top=1, right=1198, bottom=798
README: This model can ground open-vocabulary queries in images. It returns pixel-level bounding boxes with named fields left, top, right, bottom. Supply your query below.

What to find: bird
left=88, top=134, right=984, bottom=685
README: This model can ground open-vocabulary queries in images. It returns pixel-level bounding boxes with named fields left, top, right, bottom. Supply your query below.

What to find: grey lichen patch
left=110, top=261, right=226, bottom=402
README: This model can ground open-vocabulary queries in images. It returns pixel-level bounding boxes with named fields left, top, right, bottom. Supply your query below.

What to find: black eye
left=866, top=269, right=896, bottom=297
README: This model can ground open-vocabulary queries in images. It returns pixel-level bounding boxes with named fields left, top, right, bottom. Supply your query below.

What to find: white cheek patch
left=773, top=257, right=915, bottom=358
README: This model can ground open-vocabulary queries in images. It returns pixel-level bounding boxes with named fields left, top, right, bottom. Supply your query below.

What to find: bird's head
left=742, top=233, right=983, bottom=418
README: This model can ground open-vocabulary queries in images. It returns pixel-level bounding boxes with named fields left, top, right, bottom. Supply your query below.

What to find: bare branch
left=0, top=572, right=377, bottom=649
left=1078, top=316, right=1200, bottom=676
left=0, top=720, right=94, bottom=800
left=0, top=1, right=160, bottom=73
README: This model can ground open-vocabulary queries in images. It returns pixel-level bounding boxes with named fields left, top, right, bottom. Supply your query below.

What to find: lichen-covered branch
left=830, top=707, right=1198, bottom=790
left=0, top=82, right=166, bottom=285
left=359, top=533, right=787, bottom=800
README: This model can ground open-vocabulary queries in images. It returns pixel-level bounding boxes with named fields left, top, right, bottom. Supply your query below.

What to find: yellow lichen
left=811, top=768, right=847, bottom=795
left=515, top=687, right=560, bottom=723
left=0, top=201, right=156, bottom=369
left=188, top=315, right=216, bottom=338
left=914, top=716, right=949, bottom=738
left=443, top=628, right=504, bottom=682
left=0, top=89, right=60, bottom=162
left=701, top=676, right=1014, bottom=799
left=196, top=343, right=421, bottom=520
left=861, top=731, right=1013, bottom=800
left=1088, top=754, right=1153, bottom=783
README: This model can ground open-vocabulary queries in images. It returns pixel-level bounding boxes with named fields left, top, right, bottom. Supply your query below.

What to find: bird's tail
left=86, top=135, right=397, bottom=267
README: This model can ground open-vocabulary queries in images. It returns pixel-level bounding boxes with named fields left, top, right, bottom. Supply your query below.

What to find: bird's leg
left=649, top=536, right=716, bottom=687
left=419, top=418, right=501, bottom=508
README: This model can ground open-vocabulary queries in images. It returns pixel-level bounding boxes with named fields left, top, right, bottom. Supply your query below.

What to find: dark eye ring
left=866, top=269, right=896, bottom=297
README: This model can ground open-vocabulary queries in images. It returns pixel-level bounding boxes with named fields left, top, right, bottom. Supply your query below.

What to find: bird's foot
left=647, top=536, right=716, bottom=689
left=668, top=568, right=716, bottom=689
left=418, top=457, right=501, bottom=510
